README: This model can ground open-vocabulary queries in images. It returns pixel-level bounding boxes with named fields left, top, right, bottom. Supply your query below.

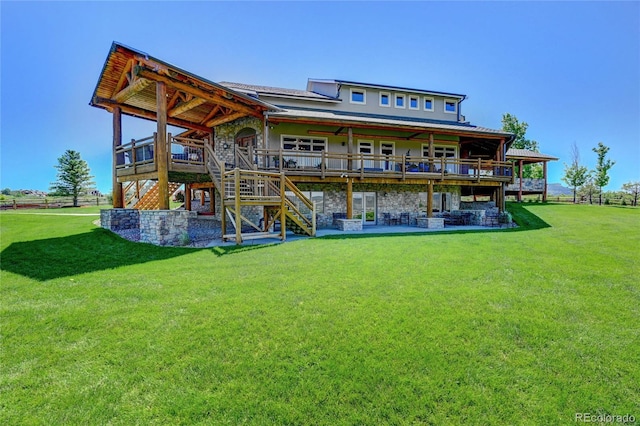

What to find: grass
left=1, top=204, right=639, bottom=424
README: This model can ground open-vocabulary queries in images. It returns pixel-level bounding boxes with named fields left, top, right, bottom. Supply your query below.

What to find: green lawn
left=1, top=204, right=638, bottom=425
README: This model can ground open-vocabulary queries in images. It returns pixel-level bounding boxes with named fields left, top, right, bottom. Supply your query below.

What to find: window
left=379, top=92, right=390, bottom=107
left=418, top=192, right=452, bottom=212
left=395, top=94, right=405, bottom=108
left=444, top=99, right=457, bottom=113
left=423, top=97, right=434, bottom=111
left=282, top=136, right=327, bottom=152
left=409, top=96, right=419, bottom=110
left=285, top=191, right=324, bottom=214
left=350, top=88, right=366, bottom=104
left=421, top=144, right=457, bottom=173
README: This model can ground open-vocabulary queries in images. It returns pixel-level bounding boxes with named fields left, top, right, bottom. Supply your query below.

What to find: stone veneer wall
left=101, top=208, right=139, bottom=231
left=213, top=116, right=263, bottom=166
left=102, top=209, right=223, bottom=246
left=297, top=183, right=461, bottom=227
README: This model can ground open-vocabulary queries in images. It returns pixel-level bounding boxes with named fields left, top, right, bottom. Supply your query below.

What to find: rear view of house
left=91, top=43, right=536, bottom=244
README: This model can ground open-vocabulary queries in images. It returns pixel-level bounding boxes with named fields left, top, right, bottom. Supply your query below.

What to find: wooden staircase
left=125, top=181, right=182, bottom=210
left=204, top=143, right=315, bottom=243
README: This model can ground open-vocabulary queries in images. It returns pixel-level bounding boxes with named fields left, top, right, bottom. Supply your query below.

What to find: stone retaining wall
left=102, top=209, right=224, bottom=246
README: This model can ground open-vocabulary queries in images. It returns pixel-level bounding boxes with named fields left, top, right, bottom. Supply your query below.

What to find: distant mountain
left=547, top=183, right=573, bottom=196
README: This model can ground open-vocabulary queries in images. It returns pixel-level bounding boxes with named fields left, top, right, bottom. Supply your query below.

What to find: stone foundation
left=336, top=219, right=363, bottom=231
left=101, top=209, right=223, bottom=246
left=416, top=217, right=445, bottom=229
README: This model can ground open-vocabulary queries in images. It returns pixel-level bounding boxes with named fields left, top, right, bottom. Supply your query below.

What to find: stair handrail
left=204, top=143, right=226, bottom=197
left=235, top=146, right=257, bottom=171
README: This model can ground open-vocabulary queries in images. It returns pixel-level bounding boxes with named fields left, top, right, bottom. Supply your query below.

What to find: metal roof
left=506, top=149, right=559, bottom=161
left=268, top=106, right=513, bottom=139
left=307, top=78, right=467, bottom=99
left=219, top=81, right=338, bottom=102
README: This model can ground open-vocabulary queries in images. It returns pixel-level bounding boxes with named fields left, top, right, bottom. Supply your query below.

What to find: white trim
left=444, top=98, right=458, bottom=114
left=394, top=93, right=406, bottom=109
left=423, top=96, right=434, bottom=112
left=379, top=91, right=391, bottom=107
left=350, top=88, right=366, bottom=104
left=408, top=95, right=419, bottom=110
left=380, top=141, right=395, bottom=155
left=280, top=134, right=328, bottom=151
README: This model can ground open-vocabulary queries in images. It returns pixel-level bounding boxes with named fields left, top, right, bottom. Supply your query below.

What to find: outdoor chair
left=399, top=212, right=410, bottom=225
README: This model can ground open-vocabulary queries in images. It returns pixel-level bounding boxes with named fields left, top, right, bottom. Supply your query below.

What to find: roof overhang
left=90, top=42, right=279, bottom=132
left=506, top=148, right=559, bottom=164
left=267, top=107, right=513, bottom=141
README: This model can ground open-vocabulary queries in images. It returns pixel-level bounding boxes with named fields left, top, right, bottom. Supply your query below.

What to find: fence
left=0, top=196, right=108, bottom=210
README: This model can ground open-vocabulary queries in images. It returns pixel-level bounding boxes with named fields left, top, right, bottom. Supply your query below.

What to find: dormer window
left=379, top=92, right=390, bottom=107
left=444, top=99, right=457, bottom=114
left=395, top=94, right=405, bottom=108
left=409, top=96, right=419, bottom=110
left=350, top=89, right=366, bottom=104
left=424, top=97, right=434, bottom=111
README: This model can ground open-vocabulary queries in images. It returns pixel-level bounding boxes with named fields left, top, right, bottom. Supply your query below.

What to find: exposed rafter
left=205, top=111, right=247, bottom=128
left=169, top=97, right=207, bottom=118
left=137, top=68, right=262, bottom=118
left=112, top=78, right=153, bottom=103
left=94, top=97, right=211, bottom=133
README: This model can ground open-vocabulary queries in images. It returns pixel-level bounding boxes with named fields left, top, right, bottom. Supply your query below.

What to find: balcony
left=249, top=148, right=513, bottom=183
left=115, top=134, right=208, bottom=179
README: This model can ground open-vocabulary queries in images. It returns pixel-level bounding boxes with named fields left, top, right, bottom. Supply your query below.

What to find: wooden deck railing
left=169, top=134, right=206, bottom=168
left=251, top=149, right=513, bottom=181
left=115, top=134, right=156, bottom=174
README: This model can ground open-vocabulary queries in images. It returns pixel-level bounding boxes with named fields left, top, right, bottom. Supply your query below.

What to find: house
left=92, top=42, right=542, bottom=245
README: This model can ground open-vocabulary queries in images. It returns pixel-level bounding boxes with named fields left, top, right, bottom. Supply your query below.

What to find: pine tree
left=49, top=150, right=95, bottom=207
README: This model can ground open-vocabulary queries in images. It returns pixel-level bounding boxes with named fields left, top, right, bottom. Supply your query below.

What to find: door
left=380, top=142, right=395, bottom=171
left=353, top=192, right=377, bottom=225
left=358, top=140, right=374, bottom=169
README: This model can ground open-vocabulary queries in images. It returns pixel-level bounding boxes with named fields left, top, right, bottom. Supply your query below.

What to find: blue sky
left=2, top=1, right=638, bottom=193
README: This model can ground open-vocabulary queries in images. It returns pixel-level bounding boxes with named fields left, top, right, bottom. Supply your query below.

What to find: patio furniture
left=399, top=212, right=410, bottom=225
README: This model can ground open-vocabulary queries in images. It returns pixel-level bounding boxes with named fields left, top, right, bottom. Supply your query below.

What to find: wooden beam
left=137, top=68, right=263, bottom=118
left=93, top=97, right=212, bottom=133
left=543, top=161, right=548, bottom=202
left=346, top=178, right=353, bottom=219
left=156, top=82, right=170, bottom=210
left=169, top=97, right=207, bottom=118
left=518, top=159, right=524, bottom=202
left=185, top=183, right=191, bottom=211
left=205, top=111, right=247, bottom=128
left=113, top=58, right=134, bottom=97
left=200, top=104, right=222, bottom=125
left=334, top=126, right=344, bottom=135
left=112, top=77, right=153, bottom=103
left=112, top=107, right=124, bottom=208
left=427, top=181, right=434, bottom=218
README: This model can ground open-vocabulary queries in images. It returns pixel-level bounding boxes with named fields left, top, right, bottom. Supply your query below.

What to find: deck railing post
left=234, top=168, right=242, bottom=243
left=280, top=172, right=287, bottom=241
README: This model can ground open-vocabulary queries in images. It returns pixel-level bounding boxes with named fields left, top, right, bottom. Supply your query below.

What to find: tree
left=561, top=143, right=589, bottom=203
left=501, top=113, right=542, bottom=178
left=621, top=181, right=640, bottom=207
left=49, top=150, right=95, bottom=207
left=591, top=142, right=615, bottom=205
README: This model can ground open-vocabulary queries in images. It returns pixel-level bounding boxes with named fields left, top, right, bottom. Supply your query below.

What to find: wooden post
left=518, top=159, right=524, bottom=202
left=235, top=168, right=242, bottom=243
left=200, top=190, right=205, bottom=206
left=209, top=187, right=215, bottom=213
left=112, top=106, right=124, bottom=208
left=428, top=132, right=435, bottom=172
left=427, top=181, right=434, bottom=218
left=346, top=178, right=353, bottom=219
left=280, top=172, right=287, bottom=241
left=220, top=162, right=226, bottom=239
left=185, top=183, right=191, bottom=211
left=156, top=82, right=170, bottom=210
left=347, top=127, right=353, bottom=171
left=543, top=161, right=548, bottom=202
